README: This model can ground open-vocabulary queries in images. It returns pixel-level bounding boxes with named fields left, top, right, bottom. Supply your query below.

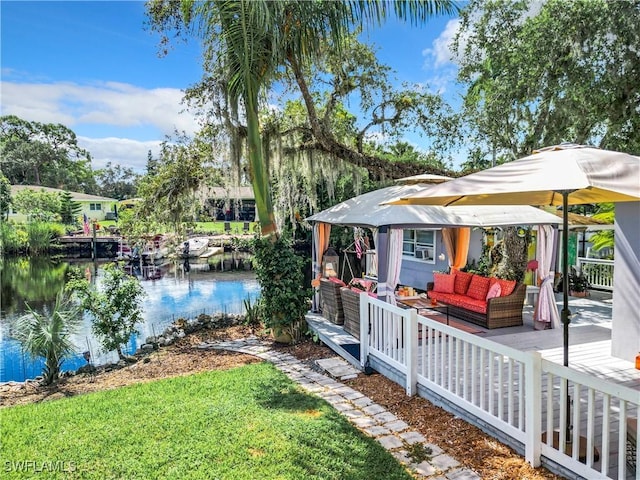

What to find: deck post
left=91, top=221, right=97, bottom=260
left=525, top=351, right=542, bottom=466
left=406, top=309, right=418, bottom=396
left=359, top=293, right=369, bottom=369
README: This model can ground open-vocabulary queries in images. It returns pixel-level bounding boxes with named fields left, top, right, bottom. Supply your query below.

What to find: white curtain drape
left=534, top=225, right=561, bottom=330
left=386, top=229, right=403, bottom=306
left=374, top=228, right=403, bottom=306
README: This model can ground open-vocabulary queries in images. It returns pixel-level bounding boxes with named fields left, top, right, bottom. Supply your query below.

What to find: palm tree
left=149, top=0, right=456, bottom=238
left=13, top=291, right=82, bottom=385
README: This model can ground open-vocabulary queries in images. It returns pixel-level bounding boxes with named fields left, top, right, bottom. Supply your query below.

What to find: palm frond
left=13, top=291, right=82, bottom=384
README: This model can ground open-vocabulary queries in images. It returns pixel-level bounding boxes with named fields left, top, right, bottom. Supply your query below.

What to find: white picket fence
left=577, top=257, right=614, bottom=291
left=359, top=295, right=639, bottom=480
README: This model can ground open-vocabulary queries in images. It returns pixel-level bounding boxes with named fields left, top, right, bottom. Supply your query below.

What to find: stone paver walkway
left=198, top=337, right=481, bottom=480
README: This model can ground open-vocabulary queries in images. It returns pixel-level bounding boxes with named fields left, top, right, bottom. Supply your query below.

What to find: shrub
left=67, top=263, right=145, bottom=359
left=0, top=222, right=28, bottom=254
left=251, top=235, right=311, bottom=342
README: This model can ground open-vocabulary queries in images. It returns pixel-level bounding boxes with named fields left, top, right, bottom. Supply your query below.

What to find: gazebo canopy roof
left=306, top=184, right=562, bottom=229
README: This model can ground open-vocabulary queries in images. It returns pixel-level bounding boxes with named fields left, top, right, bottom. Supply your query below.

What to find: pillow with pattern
left=433, top=272, right=455, bottom=294
left=467, top=275, right=491, bottom=300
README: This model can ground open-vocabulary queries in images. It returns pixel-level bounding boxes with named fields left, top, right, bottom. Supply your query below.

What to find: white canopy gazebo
left=307, top=184, right=562, bottom=306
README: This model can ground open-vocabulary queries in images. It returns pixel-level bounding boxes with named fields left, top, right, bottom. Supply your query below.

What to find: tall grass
left=1, top=221, right=66, bottom=255
left=27, top=222, right=61, bottom=254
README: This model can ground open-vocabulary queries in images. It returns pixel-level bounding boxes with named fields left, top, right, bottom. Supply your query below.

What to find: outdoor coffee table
left=397, top=297, right=450, bottom=325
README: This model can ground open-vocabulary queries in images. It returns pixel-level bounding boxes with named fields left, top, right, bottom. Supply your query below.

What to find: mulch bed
left=1, top=325, right=562, bottom=479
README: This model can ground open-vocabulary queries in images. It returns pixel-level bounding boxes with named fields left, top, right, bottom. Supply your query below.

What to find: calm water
left=0, top=255, right=260, bottom=382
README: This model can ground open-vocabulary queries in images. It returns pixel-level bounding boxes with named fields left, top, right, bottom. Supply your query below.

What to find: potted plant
left=568, top=268, right=590, bottom=297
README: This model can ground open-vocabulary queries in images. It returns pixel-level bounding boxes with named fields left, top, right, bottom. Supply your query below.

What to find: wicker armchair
left=319, top=278, right=344, bottom=325
left=340, top=287, right=361, bottom=339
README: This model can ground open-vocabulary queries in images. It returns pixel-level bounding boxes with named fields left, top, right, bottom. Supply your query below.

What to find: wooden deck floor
left=469, top=290, right=639, bottom=391
left=306, top=290, right=639, bottom=479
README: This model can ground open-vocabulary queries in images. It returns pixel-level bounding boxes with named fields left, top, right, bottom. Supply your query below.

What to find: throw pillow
left=433, top=272, right=455, bottom=294
left=467, top=275, right=491, bottom=300
left=496, top=278, right=517, bottom=296
left=486, top=282, right=502, bottom=300
left=453, top=271, right=473, bottom=295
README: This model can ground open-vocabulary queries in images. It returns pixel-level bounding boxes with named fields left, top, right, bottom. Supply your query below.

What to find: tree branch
left=286, top=54, right=447, bottom=180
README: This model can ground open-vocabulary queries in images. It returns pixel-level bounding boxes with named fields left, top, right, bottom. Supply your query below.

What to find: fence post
left=359, top=294, right=369, bottom=369
left=525, top=351, right=542, bottom=467
left=406, top=309, right=418, bottom=396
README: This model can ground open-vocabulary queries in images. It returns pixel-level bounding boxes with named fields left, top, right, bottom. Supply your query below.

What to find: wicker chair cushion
left=328, top=277, right=347, bottom=287
left=453, top=271, right=474, bottom=295
left=433, top=273, right=455, bottom=293
left=467, top=275, right=491, bottom=300
left=350, top=278, right=376, bottom=292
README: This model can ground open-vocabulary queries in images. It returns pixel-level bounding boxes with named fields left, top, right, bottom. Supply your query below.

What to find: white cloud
left=78, top=136, right=162, bottom=172
left=1, top=79, right=201, bottom=173
left=422, top=18, right=461, bottom=68
left=1, top=80, right=199, bottom=135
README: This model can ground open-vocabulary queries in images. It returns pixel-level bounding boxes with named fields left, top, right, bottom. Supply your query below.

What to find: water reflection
left=0, top=256, right=69, bottom=316
left=0, top=253, right=259, bottom=382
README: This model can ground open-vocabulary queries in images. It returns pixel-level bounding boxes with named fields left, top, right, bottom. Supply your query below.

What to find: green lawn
left=193, top=221, right=257, bottom=234
left=97, top=221, right=255, bottom=235
left=1, top=363, right=411, bottom=479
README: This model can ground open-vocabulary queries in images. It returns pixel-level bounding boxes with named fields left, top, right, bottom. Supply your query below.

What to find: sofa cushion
left=433, top=272, right=455, bottom=294
left=492, top=278, right=517, bottom=296
left=467, top=275, right=491, bottom=300
left=447, top=295, right=487, bottom=314
left=486, top=282, right=502, bottom=300
left=427, top=291, right=456, bottom=303
left=453, top=271, right=474, bottom=295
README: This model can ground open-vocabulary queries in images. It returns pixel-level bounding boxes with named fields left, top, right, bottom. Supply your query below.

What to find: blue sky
left=1, top=1, right=462, bottom=173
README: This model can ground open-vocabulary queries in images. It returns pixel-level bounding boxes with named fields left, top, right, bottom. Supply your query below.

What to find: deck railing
left=577, top=257, right=614, bottom=291
left=360, top=295, right=639, bottom=480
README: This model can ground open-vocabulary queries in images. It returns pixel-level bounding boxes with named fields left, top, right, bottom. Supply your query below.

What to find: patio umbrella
left=394, top=173, right=453, bottom=185
left=389, top=144, right=640, bottom=369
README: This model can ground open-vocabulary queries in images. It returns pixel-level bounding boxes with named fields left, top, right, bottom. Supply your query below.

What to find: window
left=402, top=229, right=436, bottom=263
left=89, top=203, right=102, bottom=211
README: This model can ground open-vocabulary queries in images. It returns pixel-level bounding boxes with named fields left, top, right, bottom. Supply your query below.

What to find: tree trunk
left=245, top=87, right=277, bottom=238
